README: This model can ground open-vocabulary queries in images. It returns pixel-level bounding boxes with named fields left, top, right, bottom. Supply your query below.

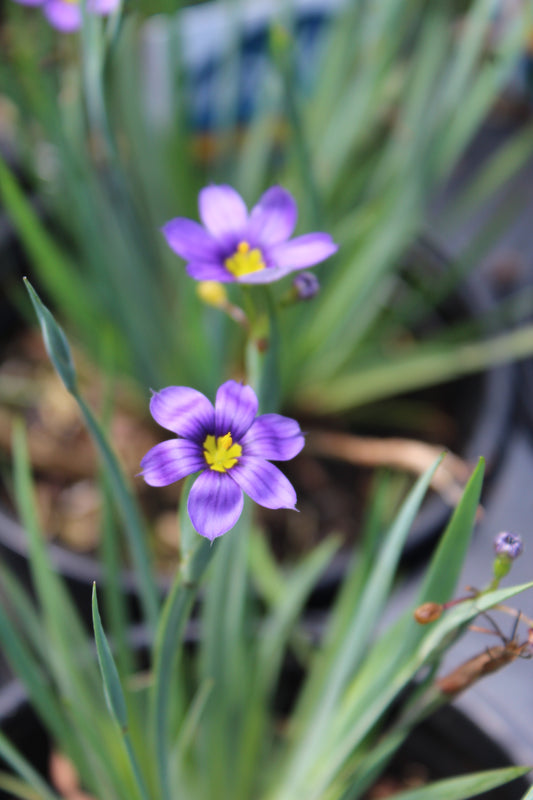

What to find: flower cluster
left=162, top=185, right=337, bottom=285
left=141, top=380, right=305, bottom=540
left=12, top=0, right=118, bottom=32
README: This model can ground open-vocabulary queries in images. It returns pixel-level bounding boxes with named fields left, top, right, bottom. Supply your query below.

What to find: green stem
left=150, top=538, right=213, bottom=800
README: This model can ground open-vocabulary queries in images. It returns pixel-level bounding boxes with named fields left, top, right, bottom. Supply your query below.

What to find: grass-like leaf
left=0, top=735, right=61, bottom=800
left=92, top=584, right=128, bottom=729
left=23, top=279, right=159, bottom=631
left=390, top=767, right=530, bottom=800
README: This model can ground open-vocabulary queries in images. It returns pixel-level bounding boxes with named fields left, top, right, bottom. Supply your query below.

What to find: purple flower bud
left=292, top=271, right=320, bottom=301
left=494, top=531, right=523, bottom=560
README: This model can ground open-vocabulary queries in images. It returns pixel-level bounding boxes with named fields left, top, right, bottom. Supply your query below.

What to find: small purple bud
left=494, top=531, right=523, bottom=560
left=292, top=272, right=320, bottom=301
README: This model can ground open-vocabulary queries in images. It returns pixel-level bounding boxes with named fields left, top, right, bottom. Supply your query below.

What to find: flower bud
left=414, top=602, right=443, bottom=624
left=197, top=281, right=228, bottom=309
left=494, top=531, right=523, bottom=560
left=292, top=272, right=320, bottom=301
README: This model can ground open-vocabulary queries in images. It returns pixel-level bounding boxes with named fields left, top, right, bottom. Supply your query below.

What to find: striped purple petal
left=140, top=439, right=204, bottom=486
left=188, top=470, right=244, bottom=540
left=215, top=380, right=258, bottom=440
left=150, top=386, right=215, bottom=441
left=230, top=457, right=297, bottom=510
left=248, top=186, right=297, bottom=247
left=242, top=414, right=305, bottom=461
left=162, top=218, right=220, bottom=263
left=199, top=185, right=248, bottom=243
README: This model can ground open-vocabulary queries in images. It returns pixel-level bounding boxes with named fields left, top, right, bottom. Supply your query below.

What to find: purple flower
left=11, top=0, right=119, bottom=32
left=44, top=0, right=118, bottom=31
left=162, top=185, right=338, bottom=285
left=140, top=380, right=305, bottom=540
left=494, top=531, right=523, bottom=560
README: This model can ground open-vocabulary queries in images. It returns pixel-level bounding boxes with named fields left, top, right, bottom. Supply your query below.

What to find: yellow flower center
left=224, top=241, right=266, bottom=278
left=203, top=432, right=242, bottom=473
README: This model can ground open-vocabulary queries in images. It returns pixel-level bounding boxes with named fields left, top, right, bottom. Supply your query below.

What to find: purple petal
left=234, top=265, right=297, bottom=285
left=188, top=470, right=243, bottom=540
left=140, top=439, right=204, bottom=487
left=150, top=387, right=215, bottom=441
left=269, top=233, right=338, bottom=270
left=230, top=458, right=297, bottom=510
left=242, top=414, right=305, bottom=461
left=215, top=380, right=258, bottom=440
left=87, top=0, right=118, bottom=12
left=162, top=218, right=220, bottom=263
left=198, top=185, right=248, bottom=242
left=43, top=0, right=81, bottom=31
left=248, top=186, right=297, bottom=247
left=186, top=261, right=235, bottom=283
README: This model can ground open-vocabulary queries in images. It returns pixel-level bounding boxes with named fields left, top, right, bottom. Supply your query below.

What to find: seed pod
left=437, top=641, right=527, bottom=697
left=414, top=602, right=443, bottom=624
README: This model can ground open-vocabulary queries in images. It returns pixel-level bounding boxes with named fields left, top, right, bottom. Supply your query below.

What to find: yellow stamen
left=225, top=241, right=266, bottom=278
left=203, top=432, right=242, bottom=473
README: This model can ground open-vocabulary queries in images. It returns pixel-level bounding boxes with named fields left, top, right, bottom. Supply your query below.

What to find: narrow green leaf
left=151, top=483, right=213, bottom=800
left=308, top=582, right=533, bottom=800
left=391, top=767, right=530, bottom=800
left=0, top=731, right=61, bottom=800
left=0, top=158, right=93, bottom=338
left=23, top=279, right=158, bottom=631
left=277, top=457, right=443, bottom=800
left=0, top=773, right=44, bottom=800
left=418, top=458, right=484, bottom=605
left=23, top=279, right=77, bottom=393
left=92, top=584, right=128, bottom=729
left=296, top=324, right=533, bottom=413
left=92, top=585, right=151, bottom=800
left=520, top=784, right=533, bottom=800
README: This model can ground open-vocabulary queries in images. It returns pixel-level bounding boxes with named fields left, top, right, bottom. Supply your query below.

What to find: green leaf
left=92, top=585, right=151, bottom=800
left=519, top=784, right=533, bottom=800
left=275, top=456, right=443, bottom=800
left=92, top=584, right=128, bottom=730
left=391, top=767, right=530, bottom=800
left=23, top=279, right=158, bottom=631
left=0, top=732, right=61, bottom=800
left=307, top=582, right=533, bottom=800
left=150, top=483, right=214, bottom=800
left=0, top=157, right=93, bottom=339
left=23, top=278, right=77, bottom=393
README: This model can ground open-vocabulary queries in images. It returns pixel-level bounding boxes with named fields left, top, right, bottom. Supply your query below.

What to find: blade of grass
left=24, top=278, right=159, bottom=631
left=0, top=734, right=61, bottom=800
left=302, top=581, right=533, bottom=800
left=150, top=479, right=213, bottom=800
left=92, top=586, right=150, bottom=800
left=390, top=767, right=530, bottom=800
left=275, top=456, right=443, bottom=800
left=295, top=323, right=533, bottom=413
